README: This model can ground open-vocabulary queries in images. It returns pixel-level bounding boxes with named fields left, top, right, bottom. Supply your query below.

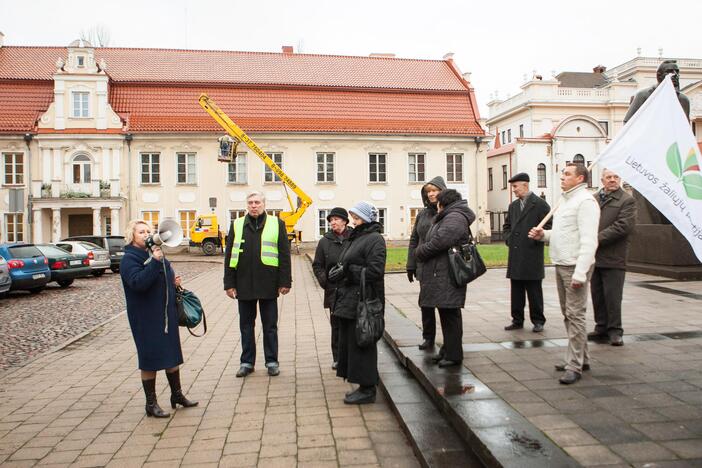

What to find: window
left=229, top=210, right=247, bottom=225
left=3, top=153, right=24, bottom=185
left=488, top=168, right=494, bottom=191
left=501, top=131, right=506, bottom=144
left=368, top=153, right=387, bottom=183
left=4, top=213, right=24, bottom=242
left=537, top=163, right=547, bottom=188
left=227, top=153, right=247, bottom=184
left=72, top=154, right=91, bottom=184
left=377, top=208, right=387, bottom=234
left=446, top=153, right=464, bottom=182
left=177, top=153, right=197, bottom=184
left=408, top=153, right=426, bottom=183
left=519, top=124, right=524, bottom=138
left=264, top=153, right=283, bottom=182
left=179, top=211, right=197, bottom=238
left=507, top=129, right=512, bottom=143
left=409, top=207, right=422, bottom=233
left=502, top=165, right=508, bottom=189
left=316, top=153, right=335, bottom=183
left=267, top=209, right=282, bottom=218
left=77, top=56, right=85, bottom=67
left=573, top=154, right=585, bottom=165
left=72, top=92, right=89, bottom=118
left=105, top=217, right=112, bottom=236
left=141, top=211, right=160, bottom=231
left=598, top=120, right=609, bottom=136
left=318, top=209, right=331, bottom=236
left=140, top=153, right=160, bottom=184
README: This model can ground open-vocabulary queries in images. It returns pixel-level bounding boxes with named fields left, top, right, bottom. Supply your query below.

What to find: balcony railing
left=32, top=180, right=121, bottom=199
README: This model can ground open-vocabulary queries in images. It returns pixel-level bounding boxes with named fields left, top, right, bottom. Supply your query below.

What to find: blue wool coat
left=120, top=245, right=183, bottom=371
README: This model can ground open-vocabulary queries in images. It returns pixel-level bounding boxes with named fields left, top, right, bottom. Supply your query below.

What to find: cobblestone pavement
left=0, top=260, right=217, bottom=374
left=0, top=256, right=418, bottom=467
left=386, top=268, right=702, bottom=466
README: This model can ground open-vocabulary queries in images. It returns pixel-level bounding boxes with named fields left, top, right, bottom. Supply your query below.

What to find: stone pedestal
left=628, top=224, right=702, bottom=279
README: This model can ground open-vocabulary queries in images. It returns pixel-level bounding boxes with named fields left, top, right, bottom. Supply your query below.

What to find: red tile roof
left=0, top=80, right=53, bottom=134
left=0, top=46, right=484, bottom=135
left=487, top=143, right=515, bottom=158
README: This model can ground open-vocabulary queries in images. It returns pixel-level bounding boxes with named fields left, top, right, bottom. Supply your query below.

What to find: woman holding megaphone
left=120, top=219, right=198, bottom=418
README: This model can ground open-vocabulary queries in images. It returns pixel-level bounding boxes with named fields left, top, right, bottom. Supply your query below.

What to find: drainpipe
left=125, top=133, right=133, bottom=220
left=473, top=136, right=483, bottom=242
left=24, top=133, right=33, bottom=242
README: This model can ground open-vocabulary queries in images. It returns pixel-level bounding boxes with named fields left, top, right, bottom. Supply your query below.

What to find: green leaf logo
left=667, top=144, right=702, bottom=200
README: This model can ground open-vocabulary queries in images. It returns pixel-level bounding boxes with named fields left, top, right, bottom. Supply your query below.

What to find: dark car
left=35, top=244, right=92, bottom=288
left=61, top=235, right=126, bottom=272
left=0, top=243, right=51, bottom=294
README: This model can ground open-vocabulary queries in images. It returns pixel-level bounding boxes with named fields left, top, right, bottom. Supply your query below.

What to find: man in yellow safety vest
left=224, top=191, right=292, bottom=378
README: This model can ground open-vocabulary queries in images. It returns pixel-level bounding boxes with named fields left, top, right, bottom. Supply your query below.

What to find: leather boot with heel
left=142, top=378, right=170, bottom=418
left=166, top=370, right=199, bottom=409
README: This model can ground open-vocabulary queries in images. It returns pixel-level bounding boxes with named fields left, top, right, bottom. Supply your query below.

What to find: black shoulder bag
left=447, top=232, right=486, bottom=287
left=355, top=268, right=385, bottom=348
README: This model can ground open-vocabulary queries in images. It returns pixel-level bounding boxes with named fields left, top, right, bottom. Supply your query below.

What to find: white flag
left=594, top=75, right=702, bottom=262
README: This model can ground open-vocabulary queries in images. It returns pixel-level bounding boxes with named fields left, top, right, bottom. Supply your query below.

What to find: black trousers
left=590, top=267, right=625, bottom=338
left=336, top=317, right=378, bottom=387
left=438, top=308, right=463, bottom=362
left=421, top=306, right=436, bottom=341
left=510, top=279, right=546, bottom=326
left=238, top=298, right=278, bottom=367
left=330, top=313, right=340, bottom=362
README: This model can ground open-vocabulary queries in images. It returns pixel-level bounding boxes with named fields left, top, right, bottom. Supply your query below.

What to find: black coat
left=503, top=193, right=552, bottom=280
left=332, top=222, right=386, bottom=320
left=223, top=213, right=292, bottom=300
left=407, top=176, right=447, bottom=278
left=120, top=245, right=183, bottom=371
left=594, top=188, right=636, bottom=269
left=415, top=199, right=475, bottom=308
left=312, top=227, right=352, bottom=309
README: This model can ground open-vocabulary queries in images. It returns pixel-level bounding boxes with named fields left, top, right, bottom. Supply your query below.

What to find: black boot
left=166, top=370, right=198, bottom=409
left=344, top=385, right=376, bottom=405
left=142, top=378, right=170, bottom=418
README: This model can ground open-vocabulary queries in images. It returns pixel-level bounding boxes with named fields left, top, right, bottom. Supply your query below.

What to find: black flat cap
left=508, top=172, right=530, bottom=183
left=326, top=207, right=349, bottom=223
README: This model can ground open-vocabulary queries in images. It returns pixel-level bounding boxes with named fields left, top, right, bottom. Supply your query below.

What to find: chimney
left=0, top=31, right=4, bottom=48
left=282, top=45, right=293, bottom=54
left=593, top=65, right=606, bottom=73
left=462, top=71, right=472, bottom=82
left=443, top=52, right=454, bottom=61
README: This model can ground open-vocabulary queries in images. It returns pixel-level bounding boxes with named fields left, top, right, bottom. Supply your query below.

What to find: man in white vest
left=529, top=163, right=600, bottom=384
left=224, top=191, right=291, bottom=378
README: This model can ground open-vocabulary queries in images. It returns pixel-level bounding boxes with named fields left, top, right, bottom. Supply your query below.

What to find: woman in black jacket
left=328, top=201, right=386, bottom=404
left=415, top=190, right=475, bottom=367
left=312, top=207, right=352, bottom=369
left=406, top=176, right=447, bottom=349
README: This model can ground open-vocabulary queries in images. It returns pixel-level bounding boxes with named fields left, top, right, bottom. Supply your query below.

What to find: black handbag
left=176, top=286, right=207, bottom=337
left=355, top=268, right=385, bottom=348
left=447, top=233, right=486, bottom=287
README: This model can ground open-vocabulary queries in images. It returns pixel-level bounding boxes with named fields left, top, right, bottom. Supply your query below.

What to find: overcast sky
left=2, top=0, right=700, bottom=116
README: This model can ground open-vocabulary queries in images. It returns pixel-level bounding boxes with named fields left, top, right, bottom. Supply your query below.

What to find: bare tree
left=79, top=25, right=111, bottom=47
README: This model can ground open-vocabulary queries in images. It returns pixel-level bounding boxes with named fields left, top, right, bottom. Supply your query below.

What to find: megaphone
left=146, top=219, right=184, bottom=249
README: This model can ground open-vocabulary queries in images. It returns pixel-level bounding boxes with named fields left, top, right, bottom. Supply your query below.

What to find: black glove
left=327, top=263, right=345, bottom=282
left=407, top=269, right=416, bottom=283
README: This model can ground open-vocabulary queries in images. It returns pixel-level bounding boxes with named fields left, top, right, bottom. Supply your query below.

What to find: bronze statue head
left=657, top=60, right=680, bottom=91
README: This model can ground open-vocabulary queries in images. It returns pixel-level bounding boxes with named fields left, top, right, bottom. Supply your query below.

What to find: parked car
left=61, top=235, right=126, bottom=272
left=0, top=243, right=51, bottom=294
left=35, top=244, right=92, bottom=288
left=0, top=255, right=12, bottom=297
left=56, top=241, right=110, bottom=277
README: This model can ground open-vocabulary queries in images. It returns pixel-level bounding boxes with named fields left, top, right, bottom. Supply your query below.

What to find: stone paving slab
left=384, top=267, right=702, bottom=467
left=0, top=257, right=418, bottom=467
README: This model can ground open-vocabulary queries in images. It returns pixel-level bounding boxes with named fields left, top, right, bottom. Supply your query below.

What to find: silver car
left=0, top=254, right=12, bottom=296
left=56, top=241, right=111, bottom=277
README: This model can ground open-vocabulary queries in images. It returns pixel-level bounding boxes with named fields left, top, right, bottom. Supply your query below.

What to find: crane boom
left=198, top=94, right=313, bottom=242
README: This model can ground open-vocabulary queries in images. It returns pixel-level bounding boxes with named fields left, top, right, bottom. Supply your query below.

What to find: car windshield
left=107, top=238, right=125, bottom=248
left=78, top=241, right=103, bottom=250
left=0, top=255, right=6, bottom=264
left=8, top=245, right=43, bottom=258
left=36, top=245, right=72, bottom=257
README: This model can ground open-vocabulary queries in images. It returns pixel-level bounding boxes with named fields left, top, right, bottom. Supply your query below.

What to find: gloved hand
left=407, top=269, right=416, bottom=283
left=327, top=263, right=345, bottom=282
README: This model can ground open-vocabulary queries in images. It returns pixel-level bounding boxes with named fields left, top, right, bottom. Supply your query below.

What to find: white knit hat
left=349, top=201, right=378, bottom=223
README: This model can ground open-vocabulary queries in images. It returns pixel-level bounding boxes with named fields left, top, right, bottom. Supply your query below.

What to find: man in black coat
left=312, top=207, right=352, bottom=369
left=224, top=191, right=292, bottom=378
left=503, top=173, right=552, bottom=332
left=589, top=169, right=636, bottom=346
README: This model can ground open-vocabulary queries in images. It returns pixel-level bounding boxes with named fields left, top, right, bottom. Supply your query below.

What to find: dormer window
left=77, top=56, right=85, bottom=67
left=72, top=91, right=89, bottom=118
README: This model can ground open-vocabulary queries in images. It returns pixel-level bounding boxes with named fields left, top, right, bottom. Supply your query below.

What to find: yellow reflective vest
left=229, top=215, right=279, bottom=268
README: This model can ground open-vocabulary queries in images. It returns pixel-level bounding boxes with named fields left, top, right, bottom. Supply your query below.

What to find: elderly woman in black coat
left=415, top=189, right=476, bottom=367
left=121, top=219, right=197, bottom=418
left=328, top=201, right=386, bottom=404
